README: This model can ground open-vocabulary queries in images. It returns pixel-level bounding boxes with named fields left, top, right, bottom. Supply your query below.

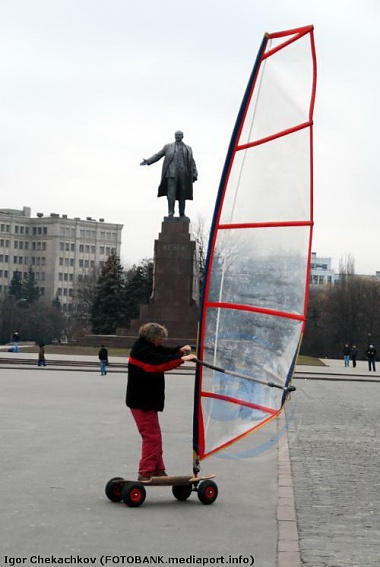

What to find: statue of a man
left=140, top=130, right=198, bottom=217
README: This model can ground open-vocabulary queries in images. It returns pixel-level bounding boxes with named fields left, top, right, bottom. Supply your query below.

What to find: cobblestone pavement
left=287, top=377, right=380, bottom=566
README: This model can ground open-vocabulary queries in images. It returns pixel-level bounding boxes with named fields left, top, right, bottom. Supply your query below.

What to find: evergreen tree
left=125, top=259, right=153, bottom=324
left=22, top=267, right=40, bottom=303
left=91, top=253, right=128, bottom=334
left=8, top=270, right=24, bottom=299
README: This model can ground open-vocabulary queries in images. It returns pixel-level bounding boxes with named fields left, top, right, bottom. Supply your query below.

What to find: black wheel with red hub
left=197, top=480, right=218, bottom=505
left=105, top=477, right=125, bottom=502
left=122, top=482, right=146, bottom=507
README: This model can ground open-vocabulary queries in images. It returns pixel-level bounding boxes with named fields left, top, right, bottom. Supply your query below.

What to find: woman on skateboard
left=126, top=322, right=197, bottom=481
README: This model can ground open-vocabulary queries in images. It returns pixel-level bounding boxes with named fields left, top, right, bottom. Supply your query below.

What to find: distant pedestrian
left=13, top=331, right=19, bottom=353
left=343, top=344, right=351, bottom=367
left=366, top=345, right=377, bottom=372
left=98, top=345, right=108, bottom=376
left=37, top=343, right=46, bottom=367
left=351, top=345, right=358, bottom=368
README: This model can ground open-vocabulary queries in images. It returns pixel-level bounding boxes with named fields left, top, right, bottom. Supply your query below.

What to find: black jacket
left=126, top=336, right=183, bottom=411
left=98, top=347, right=108, bottom=362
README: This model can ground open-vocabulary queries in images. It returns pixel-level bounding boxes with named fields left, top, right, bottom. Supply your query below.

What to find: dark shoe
left=137, top=474, right=152, bottom=481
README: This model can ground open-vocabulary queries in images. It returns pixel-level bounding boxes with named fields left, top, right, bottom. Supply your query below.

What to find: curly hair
left=139, top=322, right=168, bottom=343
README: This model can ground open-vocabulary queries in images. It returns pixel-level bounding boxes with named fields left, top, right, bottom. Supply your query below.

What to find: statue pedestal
left=129, top=217, right=199, bottom=345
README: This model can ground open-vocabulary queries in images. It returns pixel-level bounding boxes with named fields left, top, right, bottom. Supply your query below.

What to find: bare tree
left=191, top=214, right=210, bottom=302
left=68, top=267, right=101, bottom=338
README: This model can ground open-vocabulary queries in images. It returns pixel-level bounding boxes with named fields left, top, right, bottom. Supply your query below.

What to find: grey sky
left=0, top=0, right=379, bottom=274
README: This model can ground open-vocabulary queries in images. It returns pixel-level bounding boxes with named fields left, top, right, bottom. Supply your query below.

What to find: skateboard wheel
left=172, top=484, right=192, bottom=501
left=122, top=482, right=146, bottom=508
left=197, top=480, right=218, bottom=505
left=105, top=477, right=125, bottom=502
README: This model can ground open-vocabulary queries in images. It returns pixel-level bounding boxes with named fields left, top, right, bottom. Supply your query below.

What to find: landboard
left=105, top=474, right=218, bottom=507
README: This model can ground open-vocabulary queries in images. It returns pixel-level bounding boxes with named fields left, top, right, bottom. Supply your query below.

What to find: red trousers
left=130, top=408, right=166, bottom=476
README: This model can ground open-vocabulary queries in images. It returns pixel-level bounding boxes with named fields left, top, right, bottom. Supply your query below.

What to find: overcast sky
left=0, top=0, right=379, bottom=274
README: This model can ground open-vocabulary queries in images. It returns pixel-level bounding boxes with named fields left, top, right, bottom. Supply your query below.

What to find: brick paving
left=287, top=373, right=380, bottom=566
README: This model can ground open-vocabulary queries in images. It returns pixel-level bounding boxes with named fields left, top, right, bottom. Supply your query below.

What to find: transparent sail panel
left=201, top=307, right=302, bottom=390
left=198, top=306, right=302, bottom=456
left=220, top=127, right=310, bottom=225
left=199, top=395, right=273, bottom=456
left=208, top=225, right=310, bottom=315
left=239, top=34, right=313, bottom=146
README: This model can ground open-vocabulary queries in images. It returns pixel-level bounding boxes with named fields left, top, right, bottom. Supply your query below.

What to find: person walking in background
left=366, top=344, right=377, bottom=372
left=37, top=343, right=46, bottom=367
left=343, top=343, right=351, bottom=367
left=13, top=331, right=19, bottom=353
left=351, top=345, right=358, bottom=368
left=98, top=344, right=108, bottom=376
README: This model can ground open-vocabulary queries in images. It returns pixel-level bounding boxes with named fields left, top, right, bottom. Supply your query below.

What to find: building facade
left=0, top=207, right=123, bottom=310
left=310, top=251, right=339, bottom=286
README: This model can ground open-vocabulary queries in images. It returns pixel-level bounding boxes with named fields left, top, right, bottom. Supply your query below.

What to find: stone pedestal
left=128, top=217, right=199, bottom=344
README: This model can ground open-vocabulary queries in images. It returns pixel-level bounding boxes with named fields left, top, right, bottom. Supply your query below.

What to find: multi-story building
left=0, top=206, right=123, bottom=310
left=310, top=251, right=339, bottom=285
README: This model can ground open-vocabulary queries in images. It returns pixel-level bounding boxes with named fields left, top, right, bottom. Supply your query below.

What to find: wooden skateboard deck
left=138, top=474, right=216, bottom=486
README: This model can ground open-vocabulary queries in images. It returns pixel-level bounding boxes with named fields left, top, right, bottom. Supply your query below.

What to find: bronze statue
left=140, top=131, right=198, bottom=217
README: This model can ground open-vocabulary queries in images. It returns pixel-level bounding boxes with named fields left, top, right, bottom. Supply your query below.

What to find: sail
left=193, top=26, right=317, bottom=463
